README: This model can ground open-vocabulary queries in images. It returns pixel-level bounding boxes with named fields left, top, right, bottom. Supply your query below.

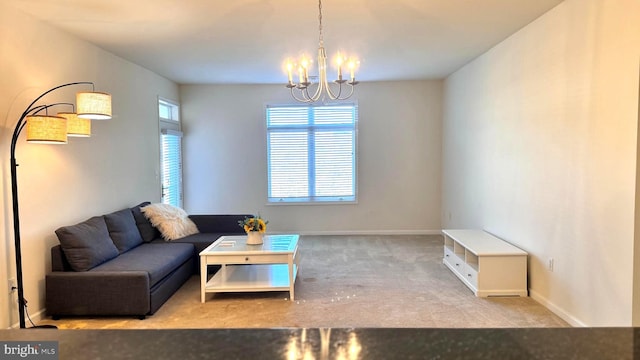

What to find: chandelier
left=285, top=0, right=359, bottom=103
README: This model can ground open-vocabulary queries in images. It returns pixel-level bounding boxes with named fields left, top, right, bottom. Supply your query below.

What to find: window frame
left=266, top=103, right=358, bottom=205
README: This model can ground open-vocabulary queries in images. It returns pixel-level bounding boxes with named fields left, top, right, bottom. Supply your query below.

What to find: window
left=158, top=99, right=183, bottom=208
left=266, top=104, right=357, bottom=203
left=159, top=99, right=179, bottom=121
left=160, top=130, right=183, bottom=207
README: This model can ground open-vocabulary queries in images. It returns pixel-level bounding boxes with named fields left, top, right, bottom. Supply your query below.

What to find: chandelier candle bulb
left=301, top=59, right=309, bottom=83
left=287, top=63, right=293, bottom=84
left=349, top=61, right=356, bottom=82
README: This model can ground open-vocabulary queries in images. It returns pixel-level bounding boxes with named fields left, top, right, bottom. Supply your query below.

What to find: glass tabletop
left=200, top=234, right=299, bottom=255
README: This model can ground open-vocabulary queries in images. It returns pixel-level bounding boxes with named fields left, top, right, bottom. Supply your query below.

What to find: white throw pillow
left=141, top=203, right=199, bottom=241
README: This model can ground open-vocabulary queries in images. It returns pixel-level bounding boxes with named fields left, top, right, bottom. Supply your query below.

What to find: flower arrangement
left=238, top=215, right=268, bottom=234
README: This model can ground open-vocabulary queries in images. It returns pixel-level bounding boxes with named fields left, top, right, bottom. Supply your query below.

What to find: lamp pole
left=9, top=82, right=95, bottom=328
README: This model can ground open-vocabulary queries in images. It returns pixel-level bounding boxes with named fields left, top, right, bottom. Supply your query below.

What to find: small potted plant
left=238, top=215, right=268, bottom=245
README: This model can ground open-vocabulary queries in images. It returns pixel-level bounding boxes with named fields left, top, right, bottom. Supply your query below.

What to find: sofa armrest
left=51, top=245, right=72, bottom=272
left=188, top=214, right=253, bottom=233
left=46, top=271, right=150, bottom=316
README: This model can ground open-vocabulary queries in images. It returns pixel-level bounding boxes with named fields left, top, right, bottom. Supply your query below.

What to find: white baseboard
left=273, top=230, right=443, bottom=236
left=8, top=308, right=47, bottom=329
left=529, top=288, right=586, bottom=327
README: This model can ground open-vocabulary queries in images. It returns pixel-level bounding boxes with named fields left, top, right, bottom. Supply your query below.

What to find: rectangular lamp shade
left=57, top=112, right=91, bottom=137
left=76, top=91, right=112, bottom=120
left=26, top=115, right=68, bottom=144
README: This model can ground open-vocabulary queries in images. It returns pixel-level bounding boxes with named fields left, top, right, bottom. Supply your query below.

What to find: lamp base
left=30, top=325, right=57, bottom=329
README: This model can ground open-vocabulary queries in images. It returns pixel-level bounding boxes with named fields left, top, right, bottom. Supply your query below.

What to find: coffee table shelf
left=199, top=234, right=300, bottom=302
left=205, top=264, right=298, bottom=293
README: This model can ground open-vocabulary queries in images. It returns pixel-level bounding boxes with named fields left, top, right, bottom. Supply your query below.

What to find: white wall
left=635, top=70, right=640, bottom=326
left=0, top=4, right=179, bottom=328
left=181, top=81, right=442, bottom=234
left=443, top=0, right=640, bottom=326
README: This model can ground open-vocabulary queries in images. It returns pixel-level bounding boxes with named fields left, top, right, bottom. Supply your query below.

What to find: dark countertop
left=0, top=327, right=636, bottom=360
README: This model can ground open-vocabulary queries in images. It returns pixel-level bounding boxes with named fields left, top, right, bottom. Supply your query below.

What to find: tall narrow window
left=160, top=130, right=183, bottom=207
left=266, top=104, right=357, bottom=203
left=158, top=99, right=182, bottom=207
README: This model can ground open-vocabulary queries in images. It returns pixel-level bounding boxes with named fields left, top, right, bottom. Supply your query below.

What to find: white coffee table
left=199, top=234, right=300, bottom=302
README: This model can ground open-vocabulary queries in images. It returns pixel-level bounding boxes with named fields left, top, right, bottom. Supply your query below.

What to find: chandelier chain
left=318, top=0, right=323, bottom=46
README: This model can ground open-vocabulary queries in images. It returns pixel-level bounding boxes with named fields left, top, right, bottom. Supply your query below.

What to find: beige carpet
left=39, top=235, right=569, bottom=329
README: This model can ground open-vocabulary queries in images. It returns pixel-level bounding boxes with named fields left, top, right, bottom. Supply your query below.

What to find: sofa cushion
left=104, top=208, right=144, bottom=253
left=142, top=203, right=199, bottom=241
left=90, top=243, right=194, bottom=286
left=131, top=202, right=161, bottom=243
left=55, top=216, right=120, bottom=272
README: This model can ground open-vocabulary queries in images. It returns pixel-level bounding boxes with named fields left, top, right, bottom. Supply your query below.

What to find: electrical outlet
left=9, top=278, right=16, bottom=293
left=548, top=258, right=554, bottom=272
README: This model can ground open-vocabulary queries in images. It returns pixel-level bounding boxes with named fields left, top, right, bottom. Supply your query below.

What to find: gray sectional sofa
left=45, top=202, right=249, bottom=319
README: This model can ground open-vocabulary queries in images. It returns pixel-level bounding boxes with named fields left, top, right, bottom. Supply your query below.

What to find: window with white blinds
left=161, top=130, right=183, bottom=208
left=266, top=104, right=357, bottom=203
left=158, top=98, right=182, bottom=208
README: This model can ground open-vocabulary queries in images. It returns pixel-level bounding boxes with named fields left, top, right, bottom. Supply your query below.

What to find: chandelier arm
left=340, top=84, right=356, bottom=100
left=305, top=84, right=321, bottom=102
left=324, top=81, right=343, bottom=100
left=309, top=76, right=326, bottom=102
left=340, top=83, right=356, bottom=100
left=300, top=87, right=313, bottom=102
left=302, top=87, right=311, bottom=101
left=290, top=87, right=314, bottom=103
left=306, top=45, right=330, bottom=102
left=327, top=81, right=357, bottom=101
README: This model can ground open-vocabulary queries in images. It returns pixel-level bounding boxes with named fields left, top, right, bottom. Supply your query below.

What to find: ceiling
left=6, top=0, right=563, bottom=85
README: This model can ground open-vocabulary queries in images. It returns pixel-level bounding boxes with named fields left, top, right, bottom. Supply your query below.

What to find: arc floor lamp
left=9, top=81, right=112, bottom=328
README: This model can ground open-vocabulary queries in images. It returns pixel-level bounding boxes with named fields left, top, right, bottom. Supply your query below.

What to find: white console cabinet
left=442, top=229, right=528, bottom=297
